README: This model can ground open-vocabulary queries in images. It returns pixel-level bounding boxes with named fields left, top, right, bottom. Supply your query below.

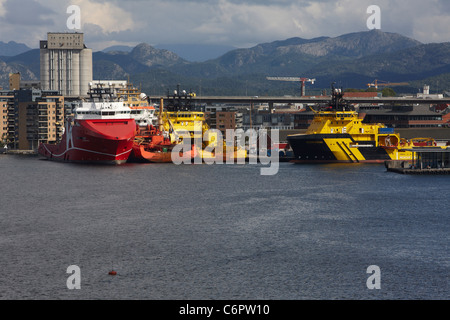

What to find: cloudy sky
left=1, top=0, right=450, bottom=51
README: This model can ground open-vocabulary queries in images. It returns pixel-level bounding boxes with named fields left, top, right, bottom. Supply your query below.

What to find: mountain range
left=0, top=41, right=32, bottom=56
left=1, top=30, right=450, bottom=96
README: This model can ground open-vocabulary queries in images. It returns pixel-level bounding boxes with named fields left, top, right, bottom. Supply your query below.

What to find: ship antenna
left=331, top=82, right=338, bottom=109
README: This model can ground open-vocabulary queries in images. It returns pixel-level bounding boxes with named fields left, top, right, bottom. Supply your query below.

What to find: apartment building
left=205, top=105, right=243, bottom=135
left=0, top=89, right=64, bottom=150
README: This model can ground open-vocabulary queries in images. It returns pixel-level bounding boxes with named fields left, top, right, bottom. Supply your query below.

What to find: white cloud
left=71, top=0, right=134, bottom=33
left=413, top=14, right=450, bottom=43
left=0, top=0, right=449, bottom=51
left=0, top=0, right=5, bottom=16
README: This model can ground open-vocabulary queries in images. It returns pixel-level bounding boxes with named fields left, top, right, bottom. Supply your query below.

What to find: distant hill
left=103, top=43, right=237, bottom=62
left=93, top=43, right=188, bottom=80
left=0, top=48, right=39, bottom=88
left=166, top=30, right=423, bottom=79
left=102, top=45, right=134, bottom=53
left=0, top=41, right=32, bottom=56
left=2, top=30, right=450, bottom=95
left=155, top=43, right=238, bottom=62
left=308, top=42, right=450, bottom=88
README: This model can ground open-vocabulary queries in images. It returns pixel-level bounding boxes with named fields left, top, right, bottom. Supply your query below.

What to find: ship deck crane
left=367, top=79, right=409, bottom=89
left=267, top=77, right=316, bottom=96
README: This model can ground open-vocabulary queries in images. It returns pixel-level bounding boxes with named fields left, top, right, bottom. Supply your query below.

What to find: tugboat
left=162, top=86, right=247, bottom=162
left=287, top=83, right=438, bottom=163
left=119, top=85, right=196, bottom=163
left=38, top=84, right=136, bottom=164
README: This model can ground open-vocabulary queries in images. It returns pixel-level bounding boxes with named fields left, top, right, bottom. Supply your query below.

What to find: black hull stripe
left=287, top=134, right=391, bottom=161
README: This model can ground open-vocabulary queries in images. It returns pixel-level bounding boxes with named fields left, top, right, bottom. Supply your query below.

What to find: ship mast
left=330, top=82, right=352, bottom=112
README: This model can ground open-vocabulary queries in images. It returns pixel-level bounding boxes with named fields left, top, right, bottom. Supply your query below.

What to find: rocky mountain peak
left=130, top=43, right=185, bottom=67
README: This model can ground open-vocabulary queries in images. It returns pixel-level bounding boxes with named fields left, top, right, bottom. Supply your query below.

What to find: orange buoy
left=109, top=270, right=117, bottom=276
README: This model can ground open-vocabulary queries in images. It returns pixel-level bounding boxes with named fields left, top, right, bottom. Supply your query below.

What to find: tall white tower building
left=40, top=32, right=93, bottom=97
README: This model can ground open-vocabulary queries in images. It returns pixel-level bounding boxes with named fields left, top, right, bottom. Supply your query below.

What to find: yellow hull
left=197, top=147, right=247, bottom=162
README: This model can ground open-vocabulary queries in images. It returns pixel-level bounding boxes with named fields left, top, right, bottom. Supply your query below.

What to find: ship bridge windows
left=77, top=111, right=100, bottom=115
left=76, top=110, right=130, bottom=116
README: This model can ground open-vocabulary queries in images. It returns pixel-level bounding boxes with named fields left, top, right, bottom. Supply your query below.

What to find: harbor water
left=0, top=154, right=448, bottom=300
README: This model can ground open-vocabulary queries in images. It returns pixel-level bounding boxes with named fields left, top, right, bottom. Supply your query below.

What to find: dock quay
left=3, top=150, right=38, bottom=155
left=385, top=147, right=450, bottom=174
left=386, top=167, right=450, bottom=175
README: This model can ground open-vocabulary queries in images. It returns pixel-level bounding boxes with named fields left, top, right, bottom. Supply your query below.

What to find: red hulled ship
left=38, top=85, right=136, bottom=164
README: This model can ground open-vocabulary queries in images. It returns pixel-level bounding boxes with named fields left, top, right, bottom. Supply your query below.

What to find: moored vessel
left=287, top=84, right=443, bottom=163
left=128, top=123, right=197, bottom=163
left=162, top=88, right=247, bottom=162
left=38, top=85, right=136, bottom=164
left=120, top=85, right=197, bottom=163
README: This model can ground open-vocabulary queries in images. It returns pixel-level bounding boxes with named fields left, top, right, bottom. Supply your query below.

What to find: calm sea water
left=0, top=154, right=448, bottom=300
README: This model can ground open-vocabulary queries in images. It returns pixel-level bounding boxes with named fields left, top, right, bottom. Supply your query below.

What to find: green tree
left=381, top=87, right=396, bottom=97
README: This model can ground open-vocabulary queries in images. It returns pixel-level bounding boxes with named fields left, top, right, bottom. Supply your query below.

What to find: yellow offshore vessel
left=287, top=85, right=442, bottom=163
left=162, top=89, right=247, bottom=162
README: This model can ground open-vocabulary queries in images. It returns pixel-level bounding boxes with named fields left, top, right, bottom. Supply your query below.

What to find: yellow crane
left=267, top=77, right=316, bottom=96
left=367, top=79, right=409, bottom=89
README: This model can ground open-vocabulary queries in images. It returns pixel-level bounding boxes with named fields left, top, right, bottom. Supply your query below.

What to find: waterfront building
left=416, top=85, right=444, bottom=100
left=410, top=148, right=450, bottom=169
left=386, top=147, right=450, bottom=174
left=9, top=73, right=41, bottom=91
left=0, top=89, right=64, bottom=150
left=0, top=90, right=14, bottom=147
left=40, top=32, right=93, bottom=97
left=360, top=105, right=445, bottom=128
left=9, top=73, right=20, bottom=90
left=205, top=105, right=243, bottom=135
left=242, top=112, right=295, bottom=131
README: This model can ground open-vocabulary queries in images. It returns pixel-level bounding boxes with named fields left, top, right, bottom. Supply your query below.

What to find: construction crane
left=267, top=77, right=316, bottom=96
left=367, top=79, right=409, bottom=89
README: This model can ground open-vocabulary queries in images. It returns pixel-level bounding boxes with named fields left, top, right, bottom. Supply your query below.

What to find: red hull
left=38, top=119, right=136, bottom=164
left=130, top=144, right=197, bottom=163
left=128, top=125, right=197, bottom=163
